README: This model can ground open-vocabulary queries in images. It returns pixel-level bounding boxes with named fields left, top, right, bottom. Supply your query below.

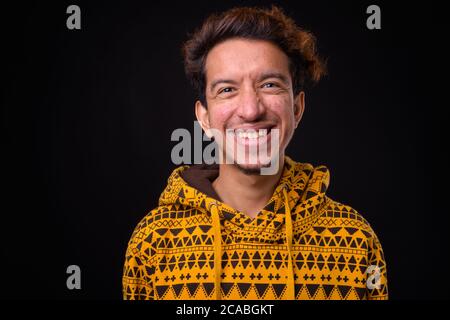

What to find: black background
left=2, top=0, right=448, bottom=299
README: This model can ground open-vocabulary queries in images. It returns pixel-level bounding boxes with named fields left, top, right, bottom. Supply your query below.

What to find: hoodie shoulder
left=320, top=197, right=381, bottom=242
left=125, top=205, right=174, bottom=264
left=128, top=205, right=179, bottom=243
left=321, top=197, right=388, bottom=299
left=126, top=208, right=159, bottom=256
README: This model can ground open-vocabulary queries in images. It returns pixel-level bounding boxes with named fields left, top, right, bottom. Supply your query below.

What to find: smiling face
left=196, top=38, right=305, bottom=174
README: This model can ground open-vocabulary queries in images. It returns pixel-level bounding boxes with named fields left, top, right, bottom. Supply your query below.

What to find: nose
left=236, top=86, right=265, bottom=122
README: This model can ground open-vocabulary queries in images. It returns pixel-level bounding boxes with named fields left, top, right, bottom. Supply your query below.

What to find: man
left=123, top=6, right=388, bottom=300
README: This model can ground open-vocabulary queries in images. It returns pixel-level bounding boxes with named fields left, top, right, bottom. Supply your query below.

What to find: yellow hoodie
left=123, top=157, right=388, bottom=300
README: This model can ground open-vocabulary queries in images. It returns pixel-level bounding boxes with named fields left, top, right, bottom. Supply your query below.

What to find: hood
left=159, top=156, right=330, bottom=235
left=157, top=156, right=331, bottom=299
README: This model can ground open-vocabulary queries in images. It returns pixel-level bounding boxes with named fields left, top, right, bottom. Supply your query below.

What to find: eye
left=218, top=87, right=234, bottom=94
left=262, top=82, right=278, bottom=88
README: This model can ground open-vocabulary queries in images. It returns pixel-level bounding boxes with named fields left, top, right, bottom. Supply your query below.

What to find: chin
left=235, top=163, right=264, bottom=175
left=234, top=156, right=276, bottom=175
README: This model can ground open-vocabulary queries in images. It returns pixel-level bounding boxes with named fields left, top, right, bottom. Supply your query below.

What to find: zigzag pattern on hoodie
left=123, top=157, right=388, bottom=300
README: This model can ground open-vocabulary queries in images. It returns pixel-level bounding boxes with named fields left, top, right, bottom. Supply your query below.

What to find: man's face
left=196, top=38, right=304, bottom=174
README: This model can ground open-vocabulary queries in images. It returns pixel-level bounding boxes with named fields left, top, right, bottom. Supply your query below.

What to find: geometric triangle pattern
left=123, top=157, right=388, bottom=300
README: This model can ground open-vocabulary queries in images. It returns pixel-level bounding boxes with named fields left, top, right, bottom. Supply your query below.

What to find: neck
left=212, top=156, right=285, bottom=219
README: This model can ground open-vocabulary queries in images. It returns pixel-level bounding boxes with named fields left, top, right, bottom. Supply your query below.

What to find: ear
left=195, top=100, right=212, bottom=137
left=293, top=91, right=305, bottom=128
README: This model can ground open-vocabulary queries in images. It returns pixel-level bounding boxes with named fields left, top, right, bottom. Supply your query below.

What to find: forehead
left=204, top=38, right=290, bottom=83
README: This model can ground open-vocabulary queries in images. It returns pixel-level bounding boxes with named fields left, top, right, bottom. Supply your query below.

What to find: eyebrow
left=258, top=72, right=290, bottom=85
left=209, top=71, right=290, bottom=93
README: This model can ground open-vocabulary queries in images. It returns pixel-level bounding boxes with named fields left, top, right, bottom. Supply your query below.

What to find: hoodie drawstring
left=283, top=187, right=296, bottom=300
left=210, top=203, right=222, bottom=300
left=210, top=190, right=295, bottom=301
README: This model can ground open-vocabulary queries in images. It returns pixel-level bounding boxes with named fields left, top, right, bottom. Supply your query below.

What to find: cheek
left=265, top=96, right=295, bottom=126
left=208, top=106, right=234, bottom=129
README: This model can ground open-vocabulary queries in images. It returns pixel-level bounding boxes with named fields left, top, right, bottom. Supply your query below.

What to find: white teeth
left=235, top=129, right=269, bottom=139
left=258, top=129, right=267, bottom=137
